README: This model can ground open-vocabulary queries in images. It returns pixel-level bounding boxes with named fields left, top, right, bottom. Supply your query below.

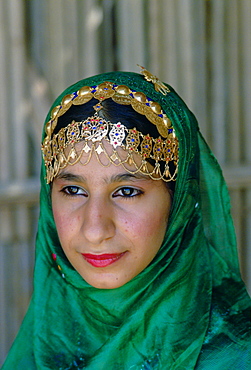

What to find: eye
left=113, top=187, right=143, bottom=198
left=61, top=185, right=87, bottom=197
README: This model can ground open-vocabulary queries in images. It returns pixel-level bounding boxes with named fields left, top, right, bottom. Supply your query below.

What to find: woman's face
left=51, top=143, right=172, bottom=289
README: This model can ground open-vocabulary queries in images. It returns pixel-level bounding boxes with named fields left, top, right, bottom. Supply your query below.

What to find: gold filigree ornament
left=137, top=65, right=170, bottom=95
left=41, top=81, right=178, bottom=183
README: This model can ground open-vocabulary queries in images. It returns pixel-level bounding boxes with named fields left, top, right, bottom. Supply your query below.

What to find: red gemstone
left=52, top=253, right=57, bottom=260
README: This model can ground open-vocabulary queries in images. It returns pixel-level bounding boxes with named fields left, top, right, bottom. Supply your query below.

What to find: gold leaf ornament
left=138, top=65, right=170, bottom=95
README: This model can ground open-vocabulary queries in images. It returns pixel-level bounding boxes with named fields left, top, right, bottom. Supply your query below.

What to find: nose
left=82, top=197, right=115, bottom=245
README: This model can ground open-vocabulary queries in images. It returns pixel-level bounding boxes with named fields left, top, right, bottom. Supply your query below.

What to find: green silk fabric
left=3, top=72, right=251, bottom=369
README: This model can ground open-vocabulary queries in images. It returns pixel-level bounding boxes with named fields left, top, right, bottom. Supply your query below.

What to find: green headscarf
left=2, top=71, right=251, bottom=369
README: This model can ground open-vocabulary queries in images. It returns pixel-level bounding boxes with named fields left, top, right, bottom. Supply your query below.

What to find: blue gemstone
left=131, top=139, right=135, bottom=142
left=146, top=103, right=150, bottom=106
left=145, top=145, right=149, bottom=148
left=168, top=129, right=173, bottom=133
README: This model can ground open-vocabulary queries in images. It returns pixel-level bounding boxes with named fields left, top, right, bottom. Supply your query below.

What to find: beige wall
left=0, top=0, right=251, bottom=364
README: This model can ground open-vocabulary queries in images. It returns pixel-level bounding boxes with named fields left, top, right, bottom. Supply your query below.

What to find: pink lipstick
left=82, top=253, right=125, bottom=267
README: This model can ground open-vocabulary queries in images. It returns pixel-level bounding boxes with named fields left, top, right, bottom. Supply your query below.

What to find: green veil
left=2, top=72, right=250, bottom=369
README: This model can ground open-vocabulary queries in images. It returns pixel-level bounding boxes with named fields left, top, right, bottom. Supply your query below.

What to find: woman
left=3, top=68, right=250, bottom=369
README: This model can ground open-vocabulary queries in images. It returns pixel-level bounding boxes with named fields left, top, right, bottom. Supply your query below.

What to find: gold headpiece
left=42, top=80, right=178, bottom=183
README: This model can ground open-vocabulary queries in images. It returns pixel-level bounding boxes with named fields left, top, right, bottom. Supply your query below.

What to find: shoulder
left=196, top=280, right=251, bottom=369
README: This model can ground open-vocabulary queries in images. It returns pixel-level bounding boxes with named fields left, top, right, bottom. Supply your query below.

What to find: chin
left=82, top=274, right=129, bottom=290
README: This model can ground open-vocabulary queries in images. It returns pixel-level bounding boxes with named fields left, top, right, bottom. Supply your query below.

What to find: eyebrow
left=109, top=173, right=150, bottom=183
left=55, top=171, right=150, bottom=184
left=55, top=172, right=86, bottom=182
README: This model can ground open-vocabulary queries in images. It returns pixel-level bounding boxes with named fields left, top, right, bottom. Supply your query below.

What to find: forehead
left=58, top=140, right=154, bottom=184
left=62, top=138, right=153, bottom=172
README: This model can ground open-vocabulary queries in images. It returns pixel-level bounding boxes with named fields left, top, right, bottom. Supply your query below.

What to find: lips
left=81, top=252, right=126, bottom=267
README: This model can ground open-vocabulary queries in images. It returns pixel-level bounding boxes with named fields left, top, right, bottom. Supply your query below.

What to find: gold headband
left=41, top=81, right=179, bottom=183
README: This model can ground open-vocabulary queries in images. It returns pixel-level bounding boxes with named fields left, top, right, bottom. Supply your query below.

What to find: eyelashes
left=60, top=186, right=87, bottom=197
left=60, top=185, right=143, bottom=199
left=112, top=187, right=143, bottom=198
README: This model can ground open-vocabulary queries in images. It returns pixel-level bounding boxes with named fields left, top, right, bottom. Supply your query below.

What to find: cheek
left=144, top=214, right=167, bottom=242
left=53, top=208, right=65, bottom=230
left=122, top=209, right=168, bottom=243
left=52, top=207, right=75, bottom=245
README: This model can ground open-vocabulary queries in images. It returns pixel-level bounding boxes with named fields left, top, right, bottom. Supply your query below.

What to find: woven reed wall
left=0, top=0, right=250, bottom=364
